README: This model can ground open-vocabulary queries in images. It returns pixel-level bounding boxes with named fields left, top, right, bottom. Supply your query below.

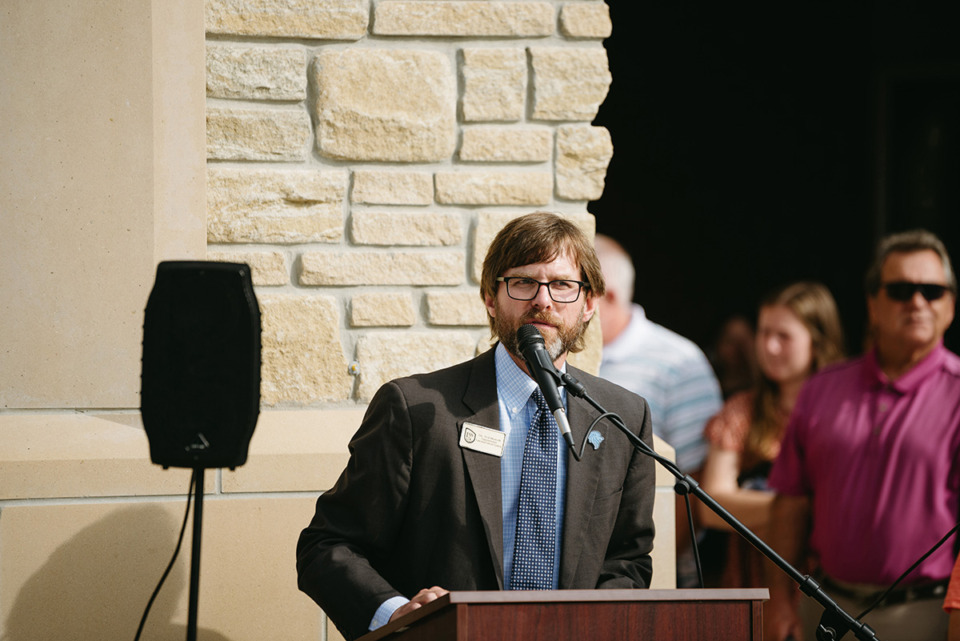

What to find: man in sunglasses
left=765, top=229, right=959, bottom=641
left=297, top=212, right=656, bottom=641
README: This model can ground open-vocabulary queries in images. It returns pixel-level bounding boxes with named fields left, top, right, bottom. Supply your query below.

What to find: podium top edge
left=443, top=588, right=769, bottom=604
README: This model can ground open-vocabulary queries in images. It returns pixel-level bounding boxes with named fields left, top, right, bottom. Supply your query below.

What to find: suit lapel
left=459, top=349, right=505, bottom=588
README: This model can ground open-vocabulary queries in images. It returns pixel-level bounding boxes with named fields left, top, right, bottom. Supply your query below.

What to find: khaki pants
left=798, top=586, right=948, bottom=641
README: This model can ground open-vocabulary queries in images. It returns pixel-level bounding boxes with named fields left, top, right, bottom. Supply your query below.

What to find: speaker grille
left=141, top=261, right=261, bottom=469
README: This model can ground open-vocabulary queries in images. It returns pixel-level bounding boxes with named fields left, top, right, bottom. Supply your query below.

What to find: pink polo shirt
left=769, top=343, right=960, bottom=585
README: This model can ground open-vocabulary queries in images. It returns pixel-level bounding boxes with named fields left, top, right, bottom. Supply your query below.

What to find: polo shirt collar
left=865, top=341, right=948, bottom=393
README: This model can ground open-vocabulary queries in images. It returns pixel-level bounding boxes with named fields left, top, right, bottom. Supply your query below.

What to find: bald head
left=594, top=234, right=635, bottom=312
left=594, top=234, right=636, bottom=344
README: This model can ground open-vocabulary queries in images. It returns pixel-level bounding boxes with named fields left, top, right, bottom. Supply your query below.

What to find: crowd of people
left=296, top=213, right=959, bottom=641
left=597, top=228, right=958, bottom=641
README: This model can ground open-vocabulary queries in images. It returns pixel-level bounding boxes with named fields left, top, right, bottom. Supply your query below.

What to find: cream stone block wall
left=354, top=331, right=479, bottom=401
left=313, top=49, right=458, bottom=162
left=557, top=124, right=616, bottom=201
left=259, top=295, right=355, bottom=405
left=299, top=251, right=466, bottom=287
left=206, top=0, right=618, bottom=406
left=206, top=44, right=308, bottom=101
left=530, top=47, right=613, bottom=120
left=434, top=170, right=554, bottom=206
left=351, top=211, right=463, bottom=247
left=206, top=106, right=314, bottom=161
left=205, top=0, right=369, bottom=39
left=373, top=1, right=556, bottom=37
left=460, top=126, right=554, bottom=163
left=559, top=2, right=613, bottom=39
left=207, top=168, right=348, bottom=244
left=351, top=170, right=435, bottom=206
left=426, top=291, right=490, bottom=327
left=350, top=292, right=418, bottom=327
left=206, top=250, right=290, bottom=286
left=461, top=47, right=528, bottom=122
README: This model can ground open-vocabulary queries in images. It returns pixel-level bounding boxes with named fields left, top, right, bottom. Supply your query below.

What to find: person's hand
left=389, top=586, right=449, bottom=622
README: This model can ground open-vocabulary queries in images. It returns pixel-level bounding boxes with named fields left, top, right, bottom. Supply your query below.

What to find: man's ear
left=581, top=293, right=598, bottom=323
left=484, top=292, right=497, bottom=319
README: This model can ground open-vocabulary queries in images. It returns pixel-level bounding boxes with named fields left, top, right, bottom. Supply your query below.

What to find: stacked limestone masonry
left=204, top=0, right=615, bottom=405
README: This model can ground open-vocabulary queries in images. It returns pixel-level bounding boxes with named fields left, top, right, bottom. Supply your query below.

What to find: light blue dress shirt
left=495, top=342, right=568, bottom=590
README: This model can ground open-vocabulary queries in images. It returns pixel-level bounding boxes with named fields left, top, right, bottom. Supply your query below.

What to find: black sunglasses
left=881, top=281, right=952, bottom=302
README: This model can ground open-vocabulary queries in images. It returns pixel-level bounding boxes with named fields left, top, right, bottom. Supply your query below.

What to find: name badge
left=459, top=422, right=505, bottom=457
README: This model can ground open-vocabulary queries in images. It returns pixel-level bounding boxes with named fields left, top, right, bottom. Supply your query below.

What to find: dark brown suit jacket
left=296, top=348, right=656, bottom=640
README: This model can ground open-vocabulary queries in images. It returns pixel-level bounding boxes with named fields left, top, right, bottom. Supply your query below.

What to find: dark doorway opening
left=591, top=3, right=960, bottom=357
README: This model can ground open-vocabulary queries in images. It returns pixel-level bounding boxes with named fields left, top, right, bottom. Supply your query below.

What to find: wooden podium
left=359, top=589, right=768, bottom=641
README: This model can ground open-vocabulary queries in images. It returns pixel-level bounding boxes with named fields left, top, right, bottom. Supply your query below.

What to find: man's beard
left=494, top=304, right=587, bottom=362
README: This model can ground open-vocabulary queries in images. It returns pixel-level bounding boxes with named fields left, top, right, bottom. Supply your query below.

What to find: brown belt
left=820, top=575, right=949, bottom=608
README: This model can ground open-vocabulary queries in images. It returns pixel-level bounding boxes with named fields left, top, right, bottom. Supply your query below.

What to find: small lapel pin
left=587, top=430, right=604, bottom=450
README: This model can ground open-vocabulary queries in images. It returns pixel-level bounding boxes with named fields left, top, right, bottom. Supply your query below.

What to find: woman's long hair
left=746, top=282, right=845, bottom=464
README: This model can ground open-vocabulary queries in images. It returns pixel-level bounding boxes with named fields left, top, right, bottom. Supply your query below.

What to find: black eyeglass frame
left=880, top=281, right=955, bottom=302
left=496, top=276, right=589, bottom=303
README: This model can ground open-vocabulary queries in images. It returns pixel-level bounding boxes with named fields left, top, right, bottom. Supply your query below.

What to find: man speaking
left=297, top=212, right=657, bottom=640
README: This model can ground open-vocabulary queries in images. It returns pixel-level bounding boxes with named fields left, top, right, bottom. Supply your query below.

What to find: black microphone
left=516, top=324, right=575, bottom=453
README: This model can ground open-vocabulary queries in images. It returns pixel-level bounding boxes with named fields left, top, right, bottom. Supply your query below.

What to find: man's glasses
left=881, top=281, right=953, bottom=302
left=497, top=276, right=588, bottom=303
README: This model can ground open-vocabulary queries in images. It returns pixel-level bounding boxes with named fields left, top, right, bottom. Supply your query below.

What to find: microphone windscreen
left=516, top=323, right=544, bottom=350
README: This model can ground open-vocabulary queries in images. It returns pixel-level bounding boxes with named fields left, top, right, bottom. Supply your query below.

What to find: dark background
left=591, top=2, right=960, bottom=356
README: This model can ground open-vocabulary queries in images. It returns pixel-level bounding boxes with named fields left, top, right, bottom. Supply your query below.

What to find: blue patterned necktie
left=509, top=388, right=559, bottom=590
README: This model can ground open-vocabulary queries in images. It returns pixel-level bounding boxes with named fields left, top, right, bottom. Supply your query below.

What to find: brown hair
left=480, top=212, right=605, bottom=346
left=747, top=281, right=845, bottom=462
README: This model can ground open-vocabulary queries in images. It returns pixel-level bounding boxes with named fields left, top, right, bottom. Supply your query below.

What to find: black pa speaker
left=141, top=261, right=261, bottom=469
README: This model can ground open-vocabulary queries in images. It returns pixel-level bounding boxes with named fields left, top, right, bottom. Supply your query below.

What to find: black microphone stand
left=559, top=371, right=879, bottom=641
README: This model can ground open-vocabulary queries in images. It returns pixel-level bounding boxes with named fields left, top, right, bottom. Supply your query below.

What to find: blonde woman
left=699, top=282, right=845, bottom=587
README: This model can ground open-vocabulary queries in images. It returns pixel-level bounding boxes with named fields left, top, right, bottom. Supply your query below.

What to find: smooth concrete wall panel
left=153, top=0, right=208, bottom=262
left=651, top=485, right=678, bottom=589
left=0, top=498, right=321, bottom=641
left=0, top=413, right=212, bottom=500
left=221, top=408, right=364, bottom=493
left=0, top=0, right=205, bottom=409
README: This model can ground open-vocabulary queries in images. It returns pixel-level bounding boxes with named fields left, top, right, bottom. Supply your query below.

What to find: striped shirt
left=599, top=304, right=722, bottom=472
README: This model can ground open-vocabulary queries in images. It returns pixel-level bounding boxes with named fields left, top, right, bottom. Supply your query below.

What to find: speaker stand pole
left=187, top=466, right=205, bottom=641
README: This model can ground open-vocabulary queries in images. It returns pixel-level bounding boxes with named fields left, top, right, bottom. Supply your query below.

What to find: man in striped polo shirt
left=595, top=234, right=723, bottom=587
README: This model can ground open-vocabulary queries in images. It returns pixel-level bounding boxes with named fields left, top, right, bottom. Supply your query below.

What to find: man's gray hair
left=864, top=229, right=956, bottom=295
